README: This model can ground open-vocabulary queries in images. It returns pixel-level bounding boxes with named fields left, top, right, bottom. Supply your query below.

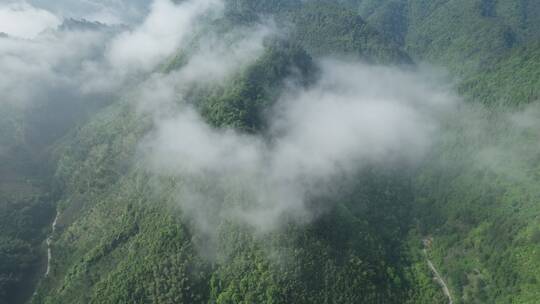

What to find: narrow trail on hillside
left=45, top=210, right=59, bottom=277
left=423, top=239, right=453, bottom=304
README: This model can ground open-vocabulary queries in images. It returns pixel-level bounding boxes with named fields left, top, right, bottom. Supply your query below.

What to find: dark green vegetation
left=353, top=0, right=540, bottom=104
left=226, top=0, right=410, bottom=63
left=1, top=0, right=539, bottom=303
left=414, top=109, right=540, bottom=303
left=198, top=41, right=316, bottom=131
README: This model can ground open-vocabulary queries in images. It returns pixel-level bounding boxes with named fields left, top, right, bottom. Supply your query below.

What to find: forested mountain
left=352, top=0, right=540, bottom=104
left=0, top=1, right=539, bottom=304
left=346, top=1, right=540, bottom=302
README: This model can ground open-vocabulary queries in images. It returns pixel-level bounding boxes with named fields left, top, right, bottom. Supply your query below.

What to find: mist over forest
left=1, top=1, right=539, bottom=303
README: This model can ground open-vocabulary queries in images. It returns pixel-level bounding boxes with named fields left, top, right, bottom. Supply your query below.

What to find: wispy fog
left=107, top=0, right=223, bottom=73
left=0, top=0, right=221, bottom=109
left=25, top=0, right=150, bottom=25
left=141, top=58, right=458, bottom=235
left=0, top=2, right=60, bottom=39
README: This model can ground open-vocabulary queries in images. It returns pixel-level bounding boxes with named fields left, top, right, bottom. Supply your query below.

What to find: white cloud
left=0, top=0, right=226, bottom=108
left=142, top=59, right=457, bottom=235
left=107, top=0, right=223, bottom=73
left=0, top=28, right=113, bottom=108
left=0, top=2, right=60, bottom=38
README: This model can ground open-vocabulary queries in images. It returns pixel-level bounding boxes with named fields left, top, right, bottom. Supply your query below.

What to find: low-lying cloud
left=0, top=2, right=60, bottom=38
left=107, top=0, right=224, bottom=73
left=0, top=0, right=223, bottom=109
left=142, top=59, right=458, bottom=235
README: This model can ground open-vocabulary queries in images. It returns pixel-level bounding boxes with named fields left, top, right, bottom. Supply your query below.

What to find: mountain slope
left=226, top=0, right=411, bottom=63
left=351, top=0, right=540, bottom=104
left=344, top=1, right=540, bottom=302
left=413, top=106, right=540, bottom=303
left=32, top=41, right=443, bottom=304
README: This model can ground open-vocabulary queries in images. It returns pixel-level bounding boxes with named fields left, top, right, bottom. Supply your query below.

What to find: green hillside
left=351, top=0, right=540, bottom=104
left=345, top=1, right=540, bottom=303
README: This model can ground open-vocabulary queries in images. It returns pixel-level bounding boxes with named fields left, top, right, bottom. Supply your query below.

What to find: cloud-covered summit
left=142, top=58, right=457, bottom=235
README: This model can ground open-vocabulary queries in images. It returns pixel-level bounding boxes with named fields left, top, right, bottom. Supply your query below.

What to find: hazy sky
left=27, top=0, right=150, bottom=24
left=0, top=0, right=222, bottom=108
left=0, top=0, right=150, bottom=39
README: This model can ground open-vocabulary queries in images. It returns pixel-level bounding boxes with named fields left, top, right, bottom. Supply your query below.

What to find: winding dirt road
left=45, top=211, right=59, bottom=277
left=423, top=239, right=453, bottom=304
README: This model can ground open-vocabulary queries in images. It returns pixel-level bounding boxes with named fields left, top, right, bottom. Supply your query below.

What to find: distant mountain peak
left=58, top=18, right=128, bottom=32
